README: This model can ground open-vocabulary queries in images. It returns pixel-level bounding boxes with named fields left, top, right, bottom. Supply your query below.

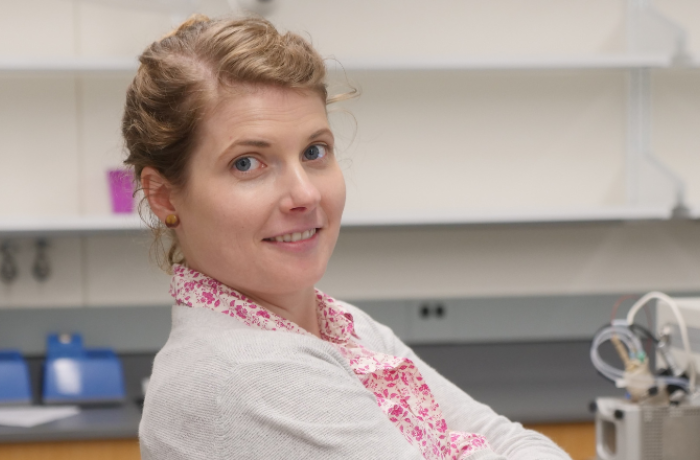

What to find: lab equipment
left=595, top=396, right=700, bottom=460
left=43, top=333, right=125, bottom=405
left=656, top=296, right=700, bottom=383
left=0, top=350, right=32, bottom=405
left=591, top=292, right=700, bottom=460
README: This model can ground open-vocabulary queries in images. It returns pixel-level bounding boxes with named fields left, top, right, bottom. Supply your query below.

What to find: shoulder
left=145, top=305, right=378, bottom=414
left=163, top=301, right=397, bottom=364
left=155, top=304, right=356, bottom=378
left=145, top=304, right=362, bottom=409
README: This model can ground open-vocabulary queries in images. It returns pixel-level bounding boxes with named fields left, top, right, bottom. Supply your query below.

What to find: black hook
left=1, top=241, right=18, bottom=284
left=33, top=239, right=51, bottom=282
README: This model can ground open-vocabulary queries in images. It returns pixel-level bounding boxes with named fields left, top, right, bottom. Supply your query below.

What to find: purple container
left=107, top=168, right=135, bottom=214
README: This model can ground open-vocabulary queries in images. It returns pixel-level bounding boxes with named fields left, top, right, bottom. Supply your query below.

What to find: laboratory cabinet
left=0, top=439, right=141, bottom=460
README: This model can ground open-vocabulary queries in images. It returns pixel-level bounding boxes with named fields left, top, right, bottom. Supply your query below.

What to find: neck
left=243, top=286, right=322, bottom=338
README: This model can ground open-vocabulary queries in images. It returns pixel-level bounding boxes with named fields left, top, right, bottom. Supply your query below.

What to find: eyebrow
left=232, top=139, right=271, bottom=148
left=229, top=128, right=333, bottom=150
left=307, top=128, right=333, bottom=141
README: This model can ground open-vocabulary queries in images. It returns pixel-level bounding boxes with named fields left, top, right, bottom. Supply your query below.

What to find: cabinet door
left=0, top=439, right=140, bottom=460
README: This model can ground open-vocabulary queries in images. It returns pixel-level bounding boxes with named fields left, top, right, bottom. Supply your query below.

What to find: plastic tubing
left=590, top=325, right=691, bottom=392
left=590, top=325, right=643, bottom=382
left=625, top=292, right=696, bottom=393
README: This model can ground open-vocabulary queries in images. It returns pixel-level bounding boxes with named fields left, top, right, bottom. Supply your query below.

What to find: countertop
left=0, top=404, right=141, bottom=443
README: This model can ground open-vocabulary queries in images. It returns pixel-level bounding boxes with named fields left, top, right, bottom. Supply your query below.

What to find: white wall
left=337, top=70, right=628, bottom=215
left=322, top=221, right=700, bottom=300
left=1, top=0, right=700, bottom=308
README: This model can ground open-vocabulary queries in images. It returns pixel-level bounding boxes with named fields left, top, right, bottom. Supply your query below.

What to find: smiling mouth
left=263, top=228, right=318, bottom=243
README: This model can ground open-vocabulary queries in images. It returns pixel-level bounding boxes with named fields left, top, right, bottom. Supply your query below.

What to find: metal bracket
left=625, top=0, right=689, bottom=216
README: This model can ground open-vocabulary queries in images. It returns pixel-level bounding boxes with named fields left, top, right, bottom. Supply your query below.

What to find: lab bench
left=0, top=300, right=632, bottom=459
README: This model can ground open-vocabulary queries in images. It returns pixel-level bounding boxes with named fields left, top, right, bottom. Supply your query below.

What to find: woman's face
left=170, top=85, right=346, bottom=297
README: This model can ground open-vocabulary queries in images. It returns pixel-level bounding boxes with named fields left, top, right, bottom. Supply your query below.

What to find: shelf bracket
left=625, top=0, right=689, bottom=217
left=626, top=0, right=690, bottom=62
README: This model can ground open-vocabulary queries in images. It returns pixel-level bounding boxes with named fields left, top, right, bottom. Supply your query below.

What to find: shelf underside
left=0, top=54, right=690, bottom=74
left=0, top=206, right=690, bottom=237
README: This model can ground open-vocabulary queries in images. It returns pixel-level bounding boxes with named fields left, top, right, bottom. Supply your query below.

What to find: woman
left=122, top=15, right=571, bottom=460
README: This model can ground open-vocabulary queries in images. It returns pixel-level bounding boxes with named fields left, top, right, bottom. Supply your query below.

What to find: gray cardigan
left=139, top=302, right=572, bottom=460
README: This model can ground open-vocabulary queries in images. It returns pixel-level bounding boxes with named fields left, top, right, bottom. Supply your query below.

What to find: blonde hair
left=122, top=15, right=344, bottom=272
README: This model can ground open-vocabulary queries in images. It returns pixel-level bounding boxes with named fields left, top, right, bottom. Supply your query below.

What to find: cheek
left=185, top=180, right=262, bottom=244
left=323, top=168, right=346, bottom=218
left=211, top=194, right=269, bottom=243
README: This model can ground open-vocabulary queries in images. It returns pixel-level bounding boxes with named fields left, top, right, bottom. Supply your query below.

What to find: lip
left=262, top=228, right=321, bottom=253
left=263, top=226, right=320, bottom=241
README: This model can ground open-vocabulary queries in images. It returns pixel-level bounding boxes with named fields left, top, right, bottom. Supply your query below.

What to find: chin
left=275, top=265, right=327, bottom=292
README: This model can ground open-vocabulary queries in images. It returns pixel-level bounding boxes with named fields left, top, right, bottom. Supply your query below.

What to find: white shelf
left=0, top=215, right=146, bottom=237
left=336, top=54, right=676, bottom=71
left=0, top=54, right=681, bottom=75
left=337, top=206, right=676, bottom=227
left=0, top=206, right=684, bottom=237
left=0, top=57, right=139, bottom=74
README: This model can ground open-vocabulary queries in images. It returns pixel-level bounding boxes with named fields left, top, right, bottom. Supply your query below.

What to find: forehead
left=204, top=84, right=328, bottom=134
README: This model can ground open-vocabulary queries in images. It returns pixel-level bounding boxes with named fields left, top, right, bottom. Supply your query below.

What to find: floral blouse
left=170, top=264, right=491, bottom=460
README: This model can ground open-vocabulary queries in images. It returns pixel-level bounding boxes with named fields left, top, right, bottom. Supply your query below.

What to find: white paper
left=0, top=406, right=80, bottom=428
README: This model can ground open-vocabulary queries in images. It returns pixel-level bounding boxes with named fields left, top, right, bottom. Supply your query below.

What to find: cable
left=590, top=323, right=645, bottom=384
left=611, top=294, right=653, bottom=328
left=611, top=295, right=655, bottom=357
left=590, top=322, right=691, bottom=393
left=628, top=323, right=659, bottom=345
left=626, top=292, right=696, bottom=394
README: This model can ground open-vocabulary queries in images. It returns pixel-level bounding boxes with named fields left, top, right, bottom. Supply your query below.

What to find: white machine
left=656, top=297, right=700, bottom=379
left=595, top=396, right=700, bottom=460
left=591, top=292, right=700, bottom=460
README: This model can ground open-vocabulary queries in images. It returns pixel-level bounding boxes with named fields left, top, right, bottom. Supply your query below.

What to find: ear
left=141, top=166, right=177, bottom=223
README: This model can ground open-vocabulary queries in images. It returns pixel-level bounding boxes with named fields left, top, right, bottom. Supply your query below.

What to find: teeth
left=273, top=228, right=316, bottom=243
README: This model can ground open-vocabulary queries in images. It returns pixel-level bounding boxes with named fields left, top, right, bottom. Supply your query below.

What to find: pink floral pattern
left=170, top=264, right=491, bottom=459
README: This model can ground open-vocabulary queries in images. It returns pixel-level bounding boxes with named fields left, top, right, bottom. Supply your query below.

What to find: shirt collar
left=169, top=263, right=358, bottom=342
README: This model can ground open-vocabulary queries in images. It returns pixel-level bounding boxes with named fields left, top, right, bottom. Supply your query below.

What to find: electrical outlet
left=418, top=302, right=447, bottom=319
left=410, top=300, right=456, bottom=344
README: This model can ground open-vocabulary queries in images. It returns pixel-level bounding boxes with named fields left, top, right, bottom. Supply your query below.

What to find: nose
left=279, top=163, right=322, bottom=214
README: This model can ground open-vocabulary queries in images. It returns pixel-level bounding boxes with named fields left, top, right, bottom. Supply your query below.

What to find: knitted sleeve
left=215, top=339, right=433, bottom=460
left=345, top=304, right=573, bottom=460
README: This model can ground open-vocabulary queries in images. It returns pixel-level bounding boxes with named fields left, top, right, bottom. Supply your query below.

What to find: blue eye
left=232, top=157, right=260, bottom=172
left=303, top=144, right=327, bottom=161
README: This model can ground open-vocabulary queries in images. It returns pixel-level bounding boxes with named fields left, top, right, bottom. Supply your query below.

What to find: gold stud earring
left=165, top=214, right=180, bottom=228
